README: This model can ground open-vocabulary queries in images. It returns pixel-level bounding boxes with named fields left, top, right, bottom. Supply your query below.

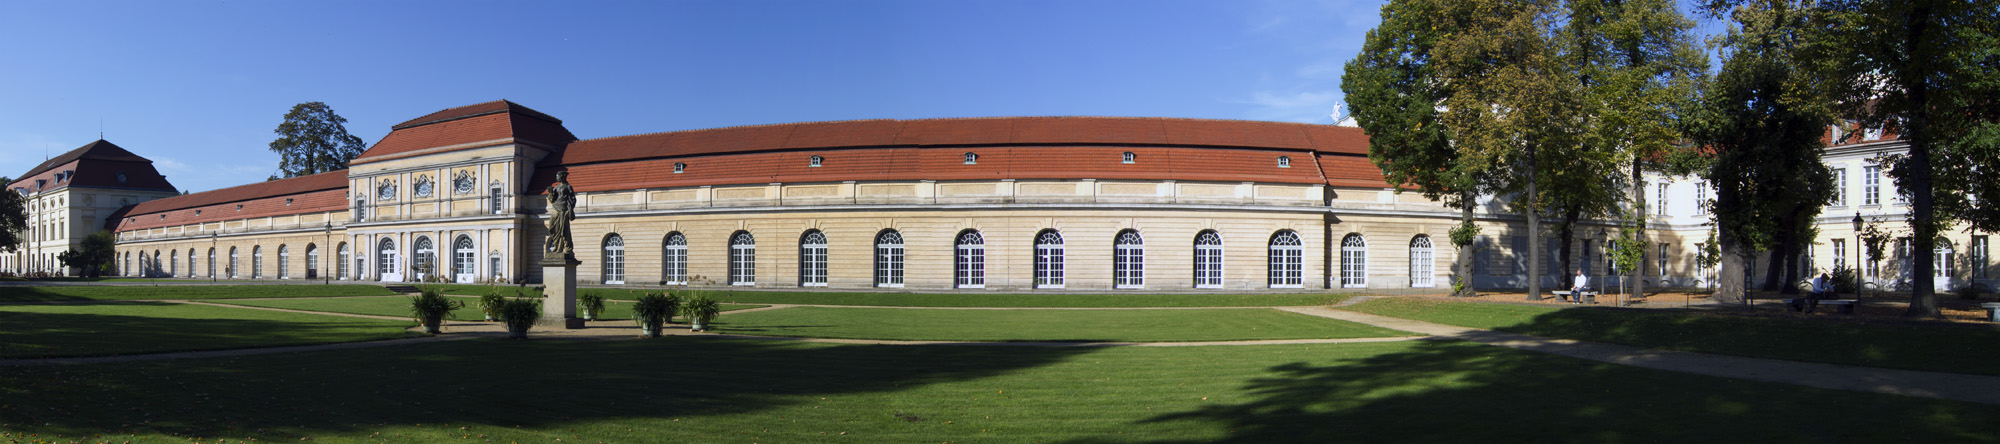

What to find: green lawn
left=0, top=301, right=418, bottom=358
left=714, top=306, right=1416, bottom=342
left=426, top=284, right=1350, bottom=307
left=211, top=296, right=765, bottom=323
left=1340, top=297, right=2000, bottom=376
left=0, top=284, right=401, bottom=302
left=2, top=338, right=1995, bottom=443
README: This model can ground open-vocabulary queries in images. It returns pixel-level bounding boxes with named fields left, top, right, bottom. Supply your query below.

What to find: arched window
left=1408, top=235, right=1434, bottom=288
left=207, top=248, right=216, bottom=278
left=413, top=236, right=436, bottom=281
left=1114, top=229, right=1144, bottom=289
left=602, top=234, right=625, bottom=284
left=799, top=230, right=828, bottom=287
left=251, top=246, right=264, bottom=279
left=336, top=243, right=349, bottom=280
left=378, top=237, right=398, bottom=278
left=1035, top=230, right=1065, bottom=289
left=964, top=152, right=979, bottom=164
left=663, top=233, right=688, bottom=285
left=1121, top=152, right=1136, bottom=164
left=1342, top=234, right=1368, bottom=288
left=121, top=252, right=129, bottom=277
left=277, top=245, right=289, bottom=279
left=167, top=249, right=177, bottom=277
left=305, top=244, right=318, bottom=279
left=875, top=230, right=905, bottom=288
left=1271, top=231, right=1304, bottom=288
left=186, top=249, right=196, bottom=278
left=452, top=236, right=475, bottom=282
left=729, top=231, right=756, bottom=286
left=1194, top=230, right=1224, bottom=289
left=229, top=247, right=240, bottom=278
left=956, top=230, right=985, bottom=288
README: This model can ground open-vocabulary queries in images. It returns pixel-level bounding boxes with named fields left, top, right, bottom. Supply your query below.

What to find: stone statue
left=544, top=171, right=577, bottom=256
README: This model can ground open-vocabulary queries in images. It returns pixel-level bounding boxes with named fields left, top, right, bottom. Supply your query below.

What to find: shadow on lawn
left=0, top=337, right=1098, bottom=440
left=1105, top=339, right=2000, bottom=443
left=0, top=302, right=415, bottom=358
left=1499, top=307, right=2000, bottom=376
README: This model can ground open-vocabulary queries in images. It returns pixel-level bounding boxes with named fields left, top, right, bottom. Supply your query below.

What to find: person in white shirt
left=1803, top=272, right=1832, bottom=313
left=1570, top=269, right=1590, bottom=304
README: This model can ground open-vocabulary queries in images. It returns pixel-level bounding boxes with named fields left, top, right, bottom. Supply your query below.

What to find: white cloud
left=1234, top=90, right=1342, bottom=123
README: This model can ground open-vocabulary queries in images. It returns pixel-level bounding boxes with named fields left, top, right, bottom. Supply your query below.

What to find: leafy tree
left=1811, top=0, right=2000, bottom=317
left=268, top=102, right=366, bottom=180
left=57, top=231, right=116, bottom=278
left=0, top=177, right=24, bottom=253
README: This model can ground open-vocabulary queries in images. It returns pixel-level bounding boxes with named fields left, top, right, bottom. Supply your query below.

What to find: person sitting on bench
left=1570, top=269, right=1590, bottom=305
left=1800, top=273, right=1832, bottom=313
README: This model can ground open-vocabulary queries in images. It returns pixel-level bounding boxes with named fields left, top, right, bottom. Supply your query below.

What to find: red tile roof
left=350, top=101, right=577, bottom=165
left=109, top=170, right=348, bottom=231
left=7, top=140, right=177, bottom=194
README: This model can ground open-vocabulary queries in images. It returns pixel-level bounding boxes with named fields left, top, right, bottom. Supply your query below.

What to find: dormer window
left=1277, top=156, right=1291, bottom=168
left=195, top=210, right=201, bottom=216
left=674, top=163, right=686, bottom=174
left=236, top=204, right=243, bottom=211
left=964, top=153, right=978, bottom=164
left=160, top=214, right=166, bottom=220
left=1865, top=126, right=1884, bottom=141
left=1121, top=152, right=1136, bottom=164
left=285, top=198, right=294, bottom=206
left=810, top=156, right=823, bottom=167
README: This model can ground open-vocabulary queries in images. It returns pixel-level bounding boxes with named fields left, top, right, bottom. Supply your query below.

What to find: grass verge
left=718, top=306, right=1414, bottom=342
left=0, top=284, right=402, bottom=302
left=2, top=338, right=1995, bottom=442
left=1340, top=297, right=2000, bottom=376
left=425, top=284, right=1349, bottom=307
left=211, top=296, right=764, bottom=323
left=0, top=301, right=418, bottom=358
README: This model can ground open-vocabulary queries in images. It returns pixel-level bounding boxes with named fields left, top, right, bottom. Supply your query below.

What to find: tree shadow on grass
left=1099, top=339, right=2000, bottom=443
left=1499, top=307, right=2000, bottom=376
left=0, top=337, right=1100, bottom=440
left=0, top=302, right=415, bottom=358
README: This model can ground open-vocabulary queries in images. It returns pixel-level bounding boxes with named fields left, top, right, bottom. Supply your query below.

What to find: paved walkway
left=6, top=300, right=2000, bottom=406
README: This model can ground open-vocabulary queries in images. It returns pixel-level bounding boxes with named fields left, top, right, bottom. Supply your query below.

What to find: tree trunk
left=1762, top=231, right=1789, bottom=292
left=1903, top=5, right=1940, bottom=317
left=1631, top=159, right=1647, bottom=302
left=1456, top=196, right=1477, bottom=297
left=1526, top=145, right=1543, bottom=301
left=1780, top=242, right=1802, bottom=295
left=1559, top=221, right=1575, bottom=289
left=1774, top=225, right=1801, bottom=294
left=1714, top=188, right=1746, bottom=305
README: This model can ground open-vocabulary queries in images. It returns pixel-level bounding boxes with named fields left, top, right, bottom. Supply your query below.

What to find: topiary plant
left=682, top=295, right=721, bottom=332
left=497, top=298, right=543, bottom=339
left=631, top=292, right=682, bottom=338
left=477, top=291, right=507, bottom=322
left=578, top=293, right=607, bottom=321
left=408, top=287, right=464, bottom=334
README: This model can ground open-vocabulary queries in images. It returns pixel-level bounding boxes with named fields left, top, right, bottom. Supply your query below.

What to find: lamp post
left=1853, top=213, right=1864, bottom=299
left=1599, top=228, right=1613, bottom=301
left=209, top=232, right=218, bottom=284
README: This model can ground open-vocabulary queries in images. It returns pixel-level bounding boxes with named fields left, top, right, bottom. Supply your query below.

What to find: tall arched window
left=875, top=230, right=905, bottom=287
left=1035, top=230, right=1065, bottom=289
left=729, top=231, right=756, bottom=286
left=1270, top=231, right=1304, bottom=288
left=186, top=249, right=196, bottom=278
left=956, top=230, right=986, bottom=289
left=251, top=246, right=264, bottom=279
left=167, top=250, right=177, bottom=277
left=454, top=236, right=475, bottom=282
left=336, top=243, right=349, bottom=280
left=1194, top=230, right=1224, bottom=289
left=122, top=252, right=130, bottom=277
left=413, top=236, right=436, bottom=281
left=799, top=230, right=828, bottom=287
left=602, top=234, right=625, bottom=284
left=1114, top=229, right=1144, bottom=289
left=1341, top=234, right=1368, bottom=288
left=663, top=233, right=688, bottom=285
left=229, top=247, right=240, bottom=278
left=1409, top=235, right=1434, bottom=288
left=207, top=248, right=216, bottom=278
left=378, top=237, right=398, bottom=279
left=276, top=245, right=289, bottom=279
left=305, top=244, right=318, bottom=279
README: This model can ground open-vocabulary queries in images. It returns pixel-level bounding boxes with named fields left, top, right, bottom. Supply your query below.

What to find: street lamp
left=209, top=232, right=218, bottom=284
left=1598, top=227, right=1612, bottom=301
left=1853, top=213, right=1864, bottom=299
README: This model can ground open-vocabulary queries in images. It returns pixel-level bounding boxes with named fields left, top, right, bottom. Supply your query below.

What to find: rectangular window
left=490, top=186, right=505, bottom=215
left=1695, top=183, right=1707, bottom=215
left=1657, top=183, right=1669, bottom=216
left=1832, top=168, right=1847, bottom=206
left=1833, top=239, right=1847, bottom=272
left=1864, top=165, right=1881, bottom=205
left=1658, top=243, right=1669, bottom=278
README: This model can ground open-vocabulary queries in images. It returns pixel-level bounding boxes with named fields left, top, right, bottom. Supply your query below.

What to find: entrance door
left=377, top=238, right=402, bottom=282
left=454, top=236, right=476, bottom=283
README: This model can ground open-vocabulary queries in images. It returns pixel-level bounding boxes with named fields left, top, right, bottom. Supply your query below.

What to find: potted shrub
left=631, top=292, right=682, bottom=338
left=682, top=295, right=720, bottom=332
left=497, top=298, right=543, bottom=339
left=408, top=288, right=464, bottom=334
left=477, top=291, right=507, bottom=322
left=578, top=293, right=607, bottom=321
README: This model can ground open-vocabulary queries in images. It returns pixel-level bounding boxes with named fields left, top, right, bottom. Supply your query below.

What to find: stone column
left=540, top=252, right=585, bottom=329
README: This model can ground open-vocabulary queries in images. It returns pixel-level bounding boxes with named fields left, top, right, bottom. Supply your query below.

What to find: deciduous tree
left=268, top=102, right=366, bottom=180
left=0, top=177, right=24, bottom=253
left=57, top=231, right=116, bottom=278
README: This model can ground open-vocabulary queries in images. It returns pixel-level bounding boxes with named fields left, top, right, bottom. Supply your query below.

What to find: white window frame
left=336, top=243, right=349, bottom=281
left=800, top=231, right=828, bottom=287
left=1409, top=235, right=1435, bottom=288
left=1277, top=156, right=1291, bottom=168
left=956, top=230, right=986, bottom=289
left=963, top=153, right=978, bottom=164
left=664, top=233, right=688, bottom=285
left=377, top=237, right=399, bottom=281
left=1121, top=152, right=1135, bottom=164
left=602, top=234, right=625, bottom=285
left=277, top=245, right=289, bottom=279
left=1342, top=234, right=1368, bottom=288
left=1833, top=168, right=1848, bottom=206
left=1195, top=230, right=1224, bottom=289
left=453, top=236, right=476, bottom=283
left=729, top=231, right=756, bottom=286
left=490, top=184, right=506, bottom=215
left=1975, top=236, right=1990, bottom=280
left=1114, top=230, right=1145, bottom=289
left=1865, top=165, right=1881, bottom=206
left=207, top=248, right=216, bottom=278
left=252, top=246, right=263, bottom=279
left=413, top=236, right=436, bottom=281
left=1270, top=231, right=1304, bottom=288
left=1656, top=183, right=1669, bottom=216
left=875, top=230, right=905, bottom=288
left=1035, top=230, right=1065, bottom=289
left=305, top=245, right=319, bottom=279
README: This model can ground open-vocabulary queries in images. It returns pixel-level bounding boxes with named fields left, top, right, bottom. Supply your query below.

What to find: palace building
left=8, top=100, right=1991, bottom=292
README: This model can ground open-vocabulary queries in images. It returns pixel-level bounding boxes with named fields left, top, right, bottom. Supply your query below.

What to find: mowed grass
left=0, top=301, right=418, bottom=358
left=426, top=284, right=1351, bottom=307
left=3, top=338, right=1997, bottom=443
left=1341, top=297, right=2000, bottom=376
left=719, top=306, right=1415, bottom=342
left=0, top=284, right=401, bottom=302
left=211, top=296, right=765, bottom=323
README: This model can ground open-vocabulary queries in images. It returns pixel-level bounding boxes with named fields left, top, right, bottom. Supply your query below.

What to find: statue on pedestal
left=544, top=171, right=577, bottom=257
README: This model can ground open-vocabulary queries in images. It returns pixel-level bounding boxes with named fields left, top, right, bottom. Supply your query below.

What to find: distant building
left=4, top=140, right=179, bottom=276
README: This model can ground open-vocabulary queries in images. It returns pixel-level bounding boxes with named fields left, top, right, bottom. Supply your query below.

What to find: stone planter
left=421, top=320, right=442, bottom=334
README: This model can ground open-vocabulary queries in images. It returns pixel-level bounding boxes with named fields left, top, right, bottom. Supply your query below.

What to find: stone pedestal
left=540, top=254, right=586, bottom=329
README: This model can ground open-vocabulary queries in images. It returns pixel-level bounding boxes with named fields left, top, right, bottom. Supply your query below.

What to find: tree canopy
left=57, top=231, right=116, bottom=278
left=0, top=177, right=25, bottom=253
left=268, top=102, right=366, bottom=180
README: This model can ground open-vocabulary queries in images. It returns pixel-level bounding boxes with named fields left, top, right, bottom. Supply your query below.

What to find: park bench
left=1552, top=290, right=1598, bottom=304
left=1817, top=299, right=1858, bottom=314
left=1982, top=303, right=2000, bottom=322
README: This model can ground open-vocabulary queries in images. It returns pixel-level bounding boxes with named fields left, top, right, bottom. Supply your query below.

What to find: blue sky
left=1, top=0, right=1711, bottom=194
